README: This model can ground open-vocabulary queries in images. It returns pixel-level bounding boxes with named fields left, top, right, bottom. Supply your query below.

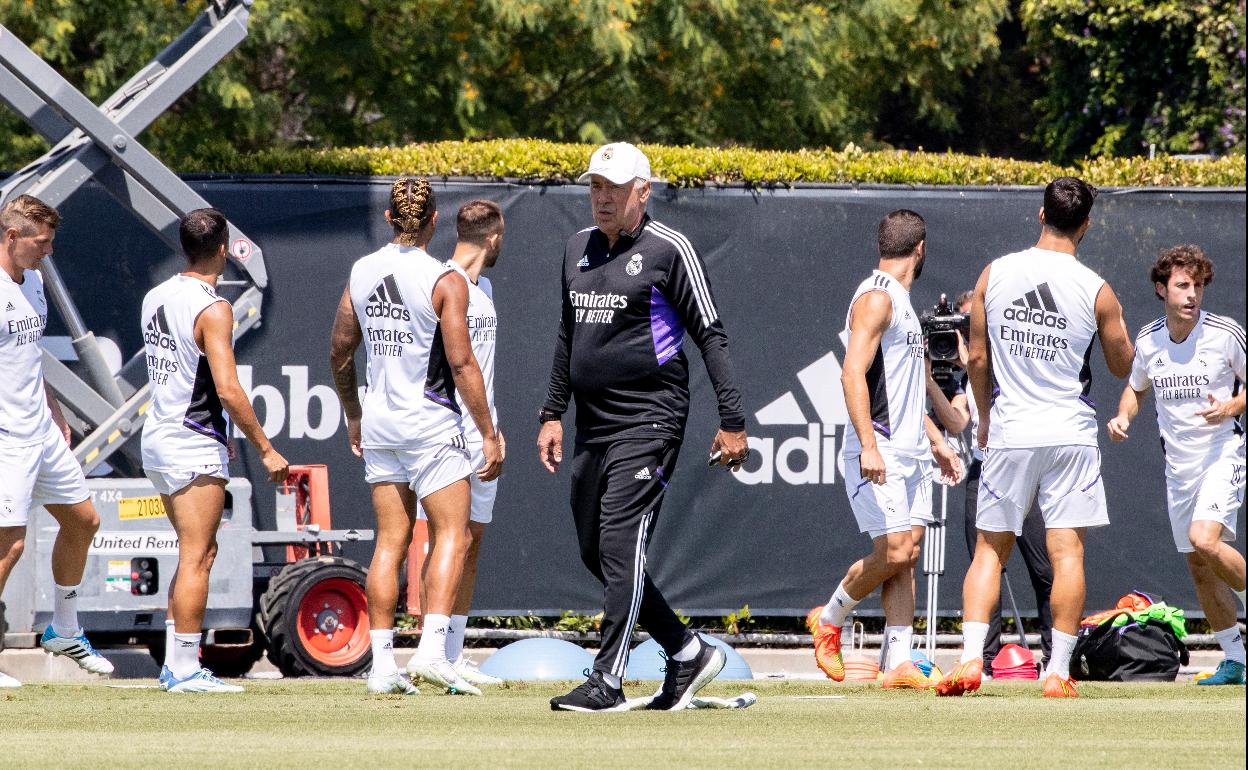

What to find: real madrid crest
left=602, top=147, right=613, bottom=161
left=625, top=253, right=643, bottom=276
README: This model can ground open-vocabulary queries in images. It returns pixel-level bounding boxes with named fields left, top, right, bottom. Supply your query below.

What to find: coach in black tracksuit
left=539, top=142, right=748, bottom=712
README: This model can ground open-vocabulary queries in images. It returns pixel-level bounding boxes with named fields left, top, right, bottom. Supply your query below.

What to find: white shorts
left=0, top=431, right=90, bottom=527
left=1166, top=449, right=1244, bottom=553
left=364, top=441, right=472, bottom=501
left=144, top=464, right=229, bottom=497
left=843, top=450, right=933, bottom=539
left=977, top=445, right=1108, bottom=535
left=417, top=443, right=497, bottom=524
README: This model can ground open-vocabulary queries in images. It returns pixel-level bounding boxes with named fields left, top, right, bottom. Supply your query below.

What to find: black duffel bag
left=1072, top=614, right=1189, bottom=682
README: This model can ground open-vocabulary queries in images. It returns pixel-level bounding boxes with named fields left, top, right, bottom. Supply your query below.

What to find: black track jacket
left=543, top=214, right=745, bottom=444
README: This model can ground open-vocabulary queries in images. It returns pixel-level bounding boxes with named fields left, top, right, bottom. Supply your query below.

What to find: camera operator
left=949, top=290, right=1054, bottom=674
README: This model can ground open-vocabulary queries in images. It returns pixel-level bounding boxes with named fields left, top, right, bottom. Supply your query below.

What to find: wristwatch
left=538, top=408, right=562, bottom=424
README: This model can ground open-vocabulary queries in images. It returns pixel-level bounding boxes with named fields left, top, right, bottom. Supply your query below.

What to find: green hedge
left=188, top=139, right=1246, bottom=188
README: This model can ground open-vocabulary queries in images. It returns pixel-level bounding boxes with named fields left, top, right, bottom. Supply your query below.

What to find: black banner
left=47, top=178, right=1245, bottom=616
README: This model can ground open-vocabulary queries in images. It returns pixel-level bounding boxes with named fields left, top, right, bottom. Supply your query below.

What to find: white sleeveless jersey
left=350, top=243, right=464, bottom=449
left=140, top=274, right=232, bottom=470
left=1130, top=311, right=1246, bottom=474
left=984, top=247, right=1104, bottom=448
left=448, top=262, right=498, bottom=444
left=840, top=270, right=928, bottom=459
left=0, top=269, right=55, bottom=446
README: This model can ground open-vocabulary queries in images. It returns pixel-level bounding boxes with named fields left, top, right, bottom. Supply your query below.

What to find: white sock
left=1047, top=629, right=1078, bottom=679
left=417, top=614, right=451, bottom=662
left=671, top=634, right=702, bottom=662
left=170, top=632, right=201, bottom=679
left=884, top=625, right=914, bottom=671
left=164, top=619, right=176, bottom=667
left=961, top=621, right=989, bottom=664
left=1234, top=588, right=1246, bottom=611
left=820, top=582, right=859, bottom=627
left=51, top=583, right=80, bottom=637
left=445, top=615, right=468, bottom=662
left=369, top=629, right=397, bottom=675
left=1214, top=625, right=1246, bottom=665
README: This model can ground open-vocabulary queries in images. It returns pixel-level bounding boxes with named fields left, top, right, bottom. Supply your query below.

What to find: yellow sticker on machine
left=117, top=495, right=166, bottom=521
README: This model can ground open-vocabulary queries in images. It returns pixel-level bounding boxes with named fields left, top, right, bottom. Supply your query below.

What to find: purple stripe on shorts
left=981, top=478, right=1003, bottom=500
left=871, top=421, right=892, bottom=438
left=1079, top=394, right=1096, bottom=408
left=1080, top=472, right=1101, bottom=493
left=851, top=479, right=870, bottom=499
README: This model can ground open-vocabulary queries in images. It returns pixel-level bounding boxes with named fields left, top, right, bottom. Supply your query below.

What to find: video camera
left=920, top=293, right=970, bottom=391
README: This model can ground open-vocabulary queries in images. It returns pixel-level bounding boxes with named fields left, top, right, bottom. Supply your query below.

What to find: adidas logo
left=733, top=349, right=848, bottom=486
left=143, top=306, right=177, bottom=351
left=365, top=275, right=411, bottom=321
left=1003, top=282, right=1067, bottom=329
left=4, top=302, right=14, bottom=311
left=63, top=590, right=77, bottom=600
left=634, top=467, right=652, bottom=480
left=1208, top=502, right=1220, bottom=512
left=577, top=255, right=590, bottom=268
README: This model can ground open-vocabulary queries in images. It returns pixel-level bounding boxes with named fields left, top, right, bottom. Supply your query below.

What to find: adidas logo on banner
left=366, top=275, right=411, bottom=321
left=577, top=255, right=590, bottom=268
left=143, top=305, right=177, bottom=351
left=4, top=302, right=14, bottom=311
left=733, top=346, right=849, bottom=486
left=1003, top=282, right=1067, bottom=329
left=634, top=467, right=652, bottom=480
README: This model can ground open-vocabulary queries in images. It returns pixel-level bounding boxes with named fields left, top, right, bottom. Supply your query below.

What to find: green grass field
left=1, top=679, right=1243, bottom=769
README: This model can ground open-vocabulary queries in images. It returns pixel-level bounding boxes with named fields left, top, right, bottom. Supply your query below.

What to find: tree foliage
left=0, top=0, right=1007, bottom=167
left=1022, top=0, right=1247, bottom=161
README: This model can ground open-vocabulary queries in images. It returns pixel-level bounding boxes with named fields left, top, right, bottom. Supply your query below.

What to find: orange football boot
left=934, top=657, right=983, bottom=696
left=806, top=607, right=845, bottom=682
left=1042, top=673, right=1079, bottom=698
left=881, top=660, right=933, bottom=690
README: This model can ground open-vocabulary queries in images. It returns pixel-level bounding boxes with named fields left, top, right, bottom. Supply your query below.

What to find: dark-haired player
left=141, top=207, right=289, bottom=693
left=939, top=177, right=1134, bottom=698
left=1108, top=245, right=1245, bottom=686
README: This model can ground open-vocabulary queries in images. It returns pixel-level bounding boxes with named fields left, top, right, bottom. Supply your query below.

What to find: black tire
left=257, top=556, right=371, bottom=677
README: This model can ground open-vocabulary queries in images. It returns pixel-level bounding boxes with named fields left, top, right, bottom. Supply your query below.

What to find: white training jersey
left=841, top=270, right=928, bottom=459
left=350, top=243, right=464, bottom=449
left=984, top=247, right=1104, bottom=448
left=448, top=262, right=497, bottom=444
left=140, top=274, right=232, bottom=470
left=1130, top=311, right=1246, bottom=474
left=0, top=268, right=56, bottom=446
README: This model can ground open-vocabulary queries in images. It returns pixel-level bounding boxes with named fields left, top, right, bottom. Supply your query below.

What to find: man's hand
left=1196, top=394, right=1238, bottom=425
left=538, top=420, right=563, bottom=474
left=261, top=447, right=290, bottom=483
left=1106, top=414, right=1131, bottom=442
left=345, top=415, right=362, bottom=458
left=932, top=438, right=964, bottom=485
left=710, top=429, right=748, bottom=471
left=478, top=433, right=503, bottom=481
left=858, top=446, right=887, bottom=485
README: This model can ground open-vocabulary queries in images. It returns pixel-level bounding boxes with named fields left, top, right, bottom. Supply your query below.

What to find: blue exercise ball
left=625, top=633, right=753, bottom=680
left=479, top=638, right=596, bottom=681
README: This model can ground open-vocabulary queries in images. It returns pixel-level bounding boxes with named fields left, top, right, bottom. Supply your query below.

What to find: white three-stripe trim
left=648, top=221, right=718, bottom=327
left=611, top=509, right=654, bottom=677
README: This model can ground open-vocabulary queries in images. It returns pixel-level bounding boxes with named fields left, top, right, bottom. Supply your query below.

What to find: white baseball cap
left=577, top=142, right=651, bottom=184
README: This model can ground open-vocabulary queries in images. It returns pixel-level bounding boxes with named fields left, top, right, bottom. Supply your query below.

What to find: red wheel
left=296, top=577, right=370, bottom=667
left=258, top=557, right=372, bottom=677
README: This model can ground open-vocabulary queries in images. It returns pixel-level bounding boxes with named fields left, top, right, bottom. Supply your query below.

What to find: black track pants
left=569, top=438, right=693, bottom=678
left=964, top=459, right=1054, bottom=668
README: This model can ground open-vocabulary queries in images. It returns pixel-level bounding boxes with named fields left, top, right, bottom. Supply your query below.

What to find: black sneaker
left=646, top=640, right=727, bottom=711
left=549, top=670, right=626, bottom=712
